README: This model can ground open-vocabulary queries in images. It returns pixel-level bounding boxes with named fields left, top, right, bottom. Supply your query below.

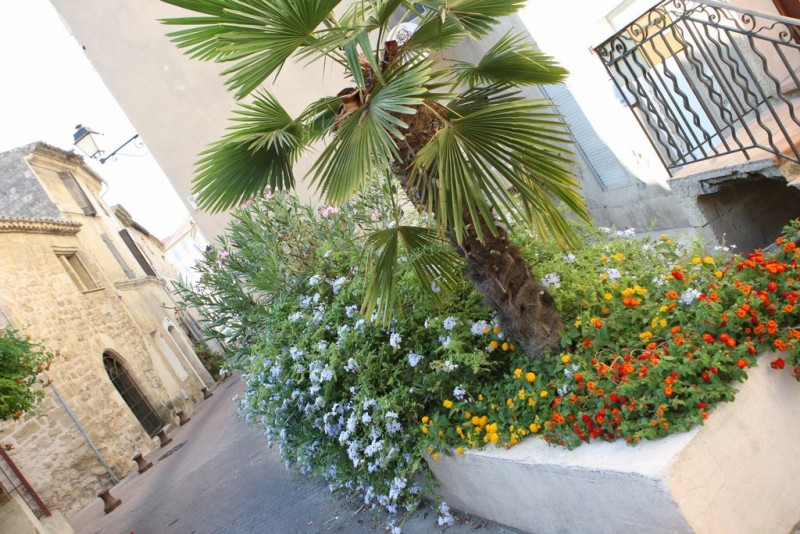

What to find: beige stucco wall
left=0, top=145, right=212, bottom=516
left=50, top=0, right=350, bottom=241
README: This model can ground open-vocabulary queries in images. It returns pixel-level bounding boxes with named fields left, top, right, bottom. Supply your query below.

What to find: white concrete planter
left=427, top=353, right=800, bottom=534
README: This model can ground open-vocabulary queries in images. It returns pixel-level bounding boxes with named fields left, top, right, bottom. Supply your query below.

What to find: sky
left=0, top=0, right=189, bottom=239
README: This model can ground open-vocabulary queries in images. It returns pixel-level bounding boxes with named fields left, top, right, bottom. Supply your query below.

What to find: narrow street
left=69, top=375, right=521, bottom=534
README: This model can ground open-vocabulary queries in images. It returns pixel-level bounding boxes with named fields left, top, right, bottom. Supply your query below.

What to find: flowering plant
left=0, top=327, right=54, bottom=422
left=177, top=189, right=800, bottom=527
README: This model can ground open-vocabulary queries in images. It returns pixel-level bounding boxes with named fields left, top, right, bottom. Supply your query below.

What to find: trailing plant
left=177, top=191, right=800, bottom=529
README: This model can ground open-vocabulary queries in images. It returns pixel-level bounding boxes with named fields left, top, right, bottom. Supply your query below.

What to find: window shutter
left=58, top=171, right=97, bottom=216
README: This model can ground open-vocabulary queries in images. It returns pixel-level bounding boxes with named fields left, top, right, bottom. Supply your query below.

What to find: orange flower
left=664, top=386, right=673, bottom=396
left=666, top=291, right=678, bottom=299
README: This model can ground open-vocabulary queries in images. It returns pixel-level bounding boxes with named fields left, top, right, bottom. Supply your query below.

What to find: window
left=56, top=249, right=100, bottom=291
left=119, top=229, right=157, bottom=277
left=101, top=233, right=135, bottom=279
left=57, top=171, right=96, bottom=216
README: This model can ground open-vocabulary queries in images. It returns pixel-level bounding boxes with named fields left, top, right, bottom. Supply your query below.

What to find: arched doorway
left=103, top=352, right=163, bottom=436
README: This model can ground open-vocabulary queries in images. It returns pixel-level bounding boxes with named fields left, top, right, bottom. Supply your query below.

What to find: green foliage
left=0, top=327, right=55, bottom=422
left=178, top=196, right=800, bottom=520
left=162, top=0, right=589, bottom=325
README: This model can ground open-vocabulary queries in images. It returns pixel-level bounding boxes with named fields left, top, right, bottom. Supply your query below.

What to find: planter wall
left=427, top=353, right=800, bottom=534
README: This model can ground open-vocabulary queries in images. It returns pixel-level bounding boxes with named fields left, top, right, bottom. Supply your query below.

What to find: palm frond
left=309, top=59, right=436, bottom=205
left=298, top=96, right=342, bottom=144
left=192, top=92, right=304, bottom=212
left=411, top=87, right=588, bottom=245
left=450, top=32, right=569, bottom=87
left=161, top=0, right=343, bottom=99
left=362, top=225, right=462, bottom=325
left=408, top=0, right=527, bottom=50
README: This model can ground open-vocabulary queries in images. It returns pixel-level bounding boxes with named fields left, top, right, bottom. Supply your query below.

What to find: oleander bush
left=177, top=189, right=800, bottom=527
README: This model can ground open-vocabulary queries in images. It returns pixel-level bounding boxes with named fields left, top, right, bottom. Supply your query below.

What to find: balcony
left=596, top=0, right=800, bottom=176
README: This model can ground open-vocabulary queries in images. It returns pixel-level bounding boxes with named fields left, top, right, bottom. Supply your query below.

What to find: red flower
left=771, top=358, right=786, bottom=369
left=697, top=401, right=707, bottom=409
left=767, top=282, right=778, bottom=292
left=701, top=371, right=710, bottom=382
left=736, top=358, right=748, bottom=369
left=672, top=271, right=684, bottom=281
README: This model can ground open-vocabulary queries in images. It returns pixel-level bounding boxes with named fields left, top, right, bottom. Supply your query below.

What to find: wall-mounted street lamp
left=72, top=124, right=141, bottom=164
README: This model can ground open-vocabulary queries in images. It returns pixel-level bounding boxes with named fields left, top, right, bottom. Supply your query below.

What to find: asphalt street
left=69, top=374, right=523, bottom=534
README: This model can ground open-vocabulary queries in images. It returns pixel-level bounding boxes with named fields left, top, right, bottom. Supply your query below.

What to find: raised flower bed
left=179, top=191, right=800, bottom=532
left=427, top=350, right=800, bottom=533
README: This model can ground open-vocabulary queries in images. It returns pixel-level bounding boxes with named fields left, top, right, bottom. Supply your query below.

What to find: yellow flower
left=456, top=427, right=464, bottom=438
left=634, top=285, right=648, bottom=295
left=517, top=389, right=526, bottom=400
left=526, top=372, right=536, bottom=383
left=527, top=397, right=535, bottom=406
left=456, top=447, right=464, bottom=455
left=539, top=390, right=548, bottom=398
left=651, top=316, right=660, bottom=328
left=489, top=433, right=500, bottom=444
left=704, top=256, right=715, bottom=265
left=639, top=331, right=653, bottom=342
left=513, top=368, right=522, bottom=378
left=600, top=255, right=609, bottom=263
left=613, top=252, right=625, bottom=262
left=574, top=318, right=582, bottom=328
left=506, top=398, right=514, bottom=408
left=714, top=270, right=724, bottom=279
left=464, top=411, right=471, bottom=419
left=478, top=394, right=483, bottom=401
left=483, top=326, right=490, bottom=334
left=421, top=416, right=429, bottom=424
left=489, top=340, right=499, bottom=350
left=604, top=293, right=613, bottom=300
left=443, top=399, right=453, bottom=409
left=432, top=453, right=440, bottom=461
left=659, top=319, right=667, bottom=328
left=659, top=305, right=669, bottom=313
left=529, top=423, right=541, bottom=433
left=421, top=425, right=428, bottom=434
left=691, top=257, right=702, bottom=265
left=561, top=354, right=570, bottom=364
left=621, top=287, right=634, bottom=298
left=660, top=233, right=669, bottom=240
left=599, top=273, right=608, bottom=281
left=502, top=342, right=509, bottom=351
left=510, top=435, right=519, bottom=445
left=493, top=325, right=501, bottom=335
left=486, top=423, right=498, bottom=434
left=471, top=416, right=481, bottom=426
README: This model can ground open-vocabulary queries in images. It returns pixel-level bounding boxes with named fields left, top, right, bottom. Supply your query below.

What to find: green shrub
left=177, top=190, right=800, bottom=524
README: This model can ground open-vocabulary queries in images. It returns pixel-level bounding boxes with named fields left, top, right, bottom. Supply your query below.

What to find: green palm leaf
left=411, top=86, right=587, bottom=245
left=162, top=0, right=342, bottom=99
left=192, top=92, right=304, bottom=212
left=309, top=59, right=436, bottom=205
left=451, top=31, right=569, bottom=87
left=362, top=225, right=462, bottom=325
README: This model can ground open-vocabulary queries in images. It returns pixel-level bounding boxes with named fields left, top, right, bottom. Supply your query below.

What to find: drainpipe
left=51, top=384, right=119, bottom=484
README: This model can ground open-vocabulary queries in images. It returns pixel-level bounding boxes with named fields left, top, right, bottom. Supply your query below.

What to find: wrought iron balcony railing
left=595, top=0, right=800, bottom=174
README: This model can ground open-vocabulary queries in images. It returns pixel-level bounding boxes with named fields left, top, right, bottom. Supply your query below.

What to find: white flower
left=600, top=227, right=611, bottom=234
left=389, top=332, right=402, bottom=350
left=679, top=288, right=702, bottom=305
left=605, top=267, right=622, bottom=282
left=344, top=358, right=359, bottom=372
left=407, top=352, right=423, bottom=367
left=453, top=386, right=466, bottom=400
left=318, top=340, right=328, bottom=352
left=563, top=253, right=576, bottom=264
left=540, top=272, right=561, bottom=289
left=443, top=316, right=458, bottom=330
left=331, top=276, right=347, bottom=294
left=437, top=502, right=454, bottom=527
left=616, top=228, right=636, bottom=238
left=439, top=335, right=451, bottom=347
left=442, top=360, right=458, bottom=372
left=471, top=320, right=489, bottom=336
left=345, top=305, right=358, bottom=318
left=288, top=311, right=304, bottom=322
left=431, top=279, right=441, bottom=294
left=309, top=274, right=322, bottom=286
left=299, top=296, right=313, bottom=309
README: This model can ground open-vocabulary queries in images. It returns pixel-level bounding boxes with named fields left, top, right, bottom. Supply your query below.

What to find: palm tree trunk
left=394, top=103, right=563, bottom=359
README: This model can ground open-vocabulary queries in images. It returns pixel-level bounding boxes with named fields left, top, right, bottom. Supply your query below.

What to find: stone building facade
left=0, top=142, right=214, bottom=516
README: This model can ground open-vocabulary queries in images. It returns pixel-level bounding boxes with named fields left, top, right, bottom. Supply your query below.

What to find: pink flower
left=321, top=206, right=340, bottom=218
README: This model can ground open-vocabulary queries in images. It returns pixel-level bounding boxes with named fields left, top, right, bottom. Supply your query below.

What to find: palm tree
left=162, top=0, right=589, bottom=358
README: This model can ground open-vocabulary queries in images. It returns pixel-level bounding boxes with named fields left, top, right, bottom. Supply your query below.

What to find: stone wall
left=0, top=228, right=203, bottom=516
